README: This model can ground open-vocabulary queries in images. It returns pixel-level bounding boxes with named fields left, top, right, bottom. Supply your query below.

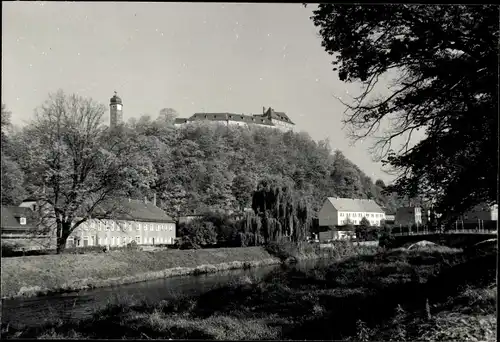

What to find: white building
left=20, top=197, right=177, bottom=248
left=174, top=107, right=295, bottom=132
left=318, top=197, right=386, bottom=227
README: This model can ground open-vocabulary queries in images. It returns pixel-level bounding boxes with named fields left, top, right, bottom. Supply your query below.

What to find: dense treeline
left=2, top=102, right=407, bottom=218
left=122, top=115, right=406, bottom=218
left=1, top=96, right=408, bottom=250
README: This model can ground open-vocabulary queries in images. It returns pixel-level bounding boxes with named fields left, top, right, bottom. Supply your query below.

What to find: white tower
left=110, top=91, right=123, bottom=129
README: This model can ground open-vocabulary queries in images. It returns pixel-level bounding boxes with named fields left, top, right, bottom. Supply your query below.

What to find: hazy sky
left=3, top=1, right=400, bottom=183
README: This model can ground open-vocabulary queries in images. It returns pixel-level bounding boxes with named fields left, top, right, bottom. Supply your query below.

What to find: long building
left=10, top=196, right=177, bottom=250
left=174, top=106, right=295, bottom=132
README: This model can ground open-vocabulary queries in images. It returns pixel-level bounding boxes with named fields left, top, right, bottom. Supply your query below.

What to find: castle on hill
left=108, top=92, right=295, bottom=132
left=174, top=107, right=295, bottom=132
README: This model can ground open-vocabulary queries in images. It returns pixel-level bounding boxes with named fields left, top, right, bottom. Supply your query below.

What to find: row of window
left=340, top=212, right=384, bottom=218
left=68, top=235, right=173, bottom=247
left=341, top=219, right=381, bottom=226
left=82, top=221, right=174, bottom=233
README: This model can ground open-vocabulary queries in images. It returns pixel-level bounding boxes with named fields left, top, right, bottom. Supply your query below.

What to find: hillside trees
left=1, top=104, right=26, bottom=205
left=310, top=4, right=499, bottom=219
left=13, top=90, right=156, bottom=253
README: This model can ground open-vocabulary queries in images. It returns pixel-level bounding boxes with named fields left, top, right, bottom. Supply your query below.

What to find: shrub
left=379, top=226, right=395, bottom=248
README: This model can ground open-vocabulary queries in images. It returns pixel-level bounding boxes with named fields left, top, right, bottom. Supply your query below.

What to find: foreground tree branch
left=310, top=4, right=498, bottom=218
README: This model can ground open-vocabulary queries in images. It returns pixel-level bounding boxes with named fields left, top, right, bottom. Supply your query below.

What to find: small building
left=384, top=213, right=396, bottom=223
left=1, top=205, right=55, bottom=251
left=319, top=228, right=355, bottom=242
left=318, top=197, right=386, bottom=227
left=394, top=206, right=424, bottom=227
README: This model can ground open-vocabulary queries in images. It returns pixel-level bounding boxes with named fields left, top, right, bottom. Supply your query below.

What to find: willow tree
left=252, top=177, right=311, bottom=243
left=15, top=90, right=156, bottom=253
left=310, top=4, right=498, bottom=220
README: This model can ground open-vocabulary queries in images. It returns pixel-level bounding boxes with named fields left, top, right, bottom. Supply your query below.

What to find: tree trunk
left=56, top=222, right=71, bottom=254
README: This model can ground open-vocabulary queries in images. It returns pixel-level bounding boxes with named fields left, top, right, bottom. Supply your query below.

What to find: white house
left=318, top=197, right=386, bottom=227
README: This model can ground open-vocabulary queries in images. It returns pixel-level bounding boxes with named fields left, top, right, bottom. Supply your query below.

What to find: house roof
left=262, top=108, right=295, bottom=124
left=1, top=206, right=37, bottom=229
left=174, top=118, right=188, bottom=124
left=176, top=108, right=296, bottom=127
left=187, top=112, right=275, bottom=126
left=326, top=197, right=385, bottom=213
left=92, top=198, right=175, bottom=223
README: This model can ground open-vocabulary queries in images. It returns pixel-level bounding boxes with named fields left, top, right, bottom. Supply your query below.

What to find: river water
left=1, top=261, right=321, bottom=329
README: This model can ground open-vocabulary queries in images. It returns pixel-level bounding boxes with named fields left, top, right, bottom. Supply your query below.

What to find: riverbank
left=2, top=245, right=495, bottom=340
left=1, top=241, right=377, bottom=300
left=0, top=247, right=282, bottom=300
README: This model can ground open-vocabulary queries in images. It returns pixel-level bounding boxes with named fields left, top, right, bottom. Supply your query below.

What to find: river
left=1, top=261, right=321, bottom=329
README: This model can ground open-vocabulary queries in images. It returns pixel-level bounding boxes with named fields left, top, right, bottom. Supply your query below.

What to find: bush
left=379, top=226, right=395, bottom=248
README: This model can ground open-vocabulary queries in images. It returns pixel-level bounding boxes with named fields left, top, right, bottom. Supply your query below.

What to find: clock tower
left=110, top=91, right=123, bottom=129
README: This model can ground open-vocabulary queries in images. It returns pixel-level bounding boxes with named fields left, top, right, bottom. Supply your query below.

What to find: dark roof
left=110, top=93, right=122, bottom=105
left=1, top=206, right=37, bottom=229
left=92, top=198, right=175, bottom=223
left=186, top=112, right=275, bottom=126
left=263, top=107, right=295, bottom=124
left=174, top=118, right=188, bottom=124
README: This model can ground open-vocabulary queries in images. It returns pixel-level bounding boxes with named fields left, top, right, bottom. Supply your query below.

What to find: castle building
left=174, top=107, right=295, bottom=132
left=110, top=91, right=123, bottom=129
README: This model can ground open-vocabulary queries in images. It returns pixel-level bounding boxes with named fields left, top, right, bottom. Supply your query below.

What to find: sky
left=3, top=2, right=407, bottom=183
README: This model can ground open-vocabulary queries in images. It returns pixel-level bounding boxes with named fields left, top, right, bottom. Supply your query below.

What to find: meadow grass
left=1, top=247, right=281, bottom=299
left=2, top=244, right=495, bottom=340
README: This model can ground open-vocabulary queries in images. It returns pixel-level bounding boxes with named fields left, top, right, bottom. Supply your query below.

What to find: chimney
left=263, top=106, right=266, bottom=114
left=153, top=193, right=157, bottom=206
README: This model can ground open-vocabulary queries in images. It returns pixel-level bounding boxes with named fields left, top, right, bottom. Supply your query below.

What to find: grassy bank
left=3, top=244, right=495, bottom=340
left=1, top=247, right=282, bottom=299
left=1, top=241, right=355, bottom=300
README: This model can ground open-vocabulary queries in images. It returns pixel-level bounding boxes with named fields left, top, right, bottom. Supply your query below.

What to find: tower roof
left=110, top=91, right=122, bottom=105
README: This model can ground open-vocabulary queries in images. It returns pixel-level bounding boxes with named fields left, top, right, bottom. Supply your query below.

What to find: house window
left=91, top=236, right=95, bottom=246
left=20, top=217, right=27, bottom=225
left=169, top=225, right=173, bottom=231
left=111, top=225, right=115, bottom=232
left=150, top=224, right=154, bottom=231
left=123, top=237, right=127, bottom=245
left=144, top=224, right=148, bottom=231
left=137, top=223, right=141, bottom=231
left=135, top=236, right=141, bottom=244
left=111, top=236, right=115, bottom=245
left=98, top=222, right=102, bottom=231
left=156, top=224, right=160, bottom=231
